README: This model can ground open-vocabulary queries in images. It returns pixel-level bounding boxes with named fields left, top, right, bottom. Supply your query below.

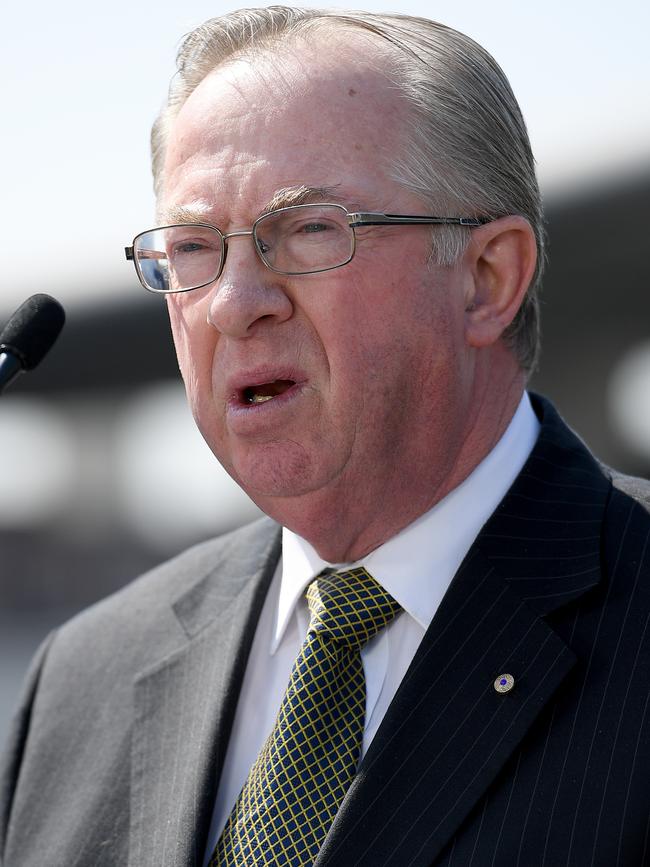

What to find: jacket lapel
left=128, top=520, right=281, bottom=867
left=316, top=396, right=611, bottom=866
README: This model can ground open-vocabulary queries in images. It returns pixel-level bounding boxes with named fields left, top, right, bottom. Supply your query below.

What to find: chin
left=227, top=441, right=329, bottom=501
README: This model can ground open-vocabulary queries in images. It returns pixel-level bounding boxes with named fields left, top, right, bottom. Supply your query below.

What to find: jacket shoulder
left=37, top=515, right=280, bottom=686
left=74, top=512, right=275, bottom=625
left=608, top=468, right=650, bottom=512
left=0, top=519, right=279, bottom=865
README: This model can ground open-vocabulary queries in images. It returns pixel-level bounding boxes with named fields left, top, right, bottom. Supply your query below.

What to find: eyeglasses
left=124, top=203, right=490, bottom=294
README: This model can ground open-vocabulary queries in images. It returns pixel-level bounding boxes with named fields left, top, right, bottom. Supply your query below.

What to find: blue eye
left=175, top=242, right=206, bottom=254
left=171, top=237, right=220, bottom=257
left=301, top=222, right=330, bottom=233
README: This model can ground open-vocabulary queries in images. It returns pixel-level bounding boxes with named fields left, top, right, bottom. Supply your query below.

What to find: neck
left=263, top=357, right=526, bottom=563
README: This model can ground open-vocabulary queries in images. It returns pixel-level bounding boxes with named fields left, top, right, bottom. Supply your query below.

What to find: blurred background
left=1, top=0, right=649, bottom=745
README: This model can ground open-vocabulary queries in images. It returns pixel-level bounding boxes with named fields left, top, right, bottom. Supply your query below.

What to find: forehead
left=160, top=32, right=409, bottom=214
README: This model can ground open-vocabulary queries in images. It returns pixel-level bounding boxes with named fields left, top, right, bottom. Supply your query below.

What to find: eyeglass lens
left=133, top=204, right=355, bottom=293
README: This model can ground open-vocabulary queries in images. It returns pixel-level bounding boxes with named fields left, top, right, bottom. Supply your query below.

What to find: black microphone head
left=0, top=294, right=65, bottom=370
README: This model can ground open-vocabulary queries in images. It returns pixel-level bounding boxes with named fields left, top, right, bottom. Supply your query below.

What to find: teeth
left=249, top=393, right=275, bottom=404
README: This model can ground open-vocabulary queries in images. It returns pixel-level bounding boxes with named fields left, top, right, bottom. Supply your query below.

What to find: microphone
left=0, top=294, right=66, bottom=394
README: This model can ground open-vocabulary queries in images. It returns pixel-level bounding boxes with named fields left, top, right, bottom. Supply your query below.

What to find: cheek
left=166, top=296, right=216, bottom=404
left=353, top=281, right=460, bottom=410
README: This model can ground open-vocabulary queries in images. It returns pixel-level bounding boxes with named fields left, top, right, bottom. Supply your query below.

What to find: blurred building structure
left=1, top=168, right=649, bottom=743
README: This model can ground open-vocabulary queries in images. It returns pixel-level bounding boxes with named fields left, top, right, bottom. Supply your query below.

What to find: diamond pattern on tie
left=209, top=567, right=401, bottom=866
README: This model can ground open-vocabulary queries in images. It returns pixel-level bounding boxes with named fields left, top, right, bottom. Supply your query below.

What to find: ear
left=462, top=215, right=537, bottom=349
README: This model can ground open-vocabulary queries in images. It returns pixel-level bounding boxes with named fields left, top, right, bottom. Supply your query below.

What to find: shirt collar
left=271, top=392, right=540, bottom=652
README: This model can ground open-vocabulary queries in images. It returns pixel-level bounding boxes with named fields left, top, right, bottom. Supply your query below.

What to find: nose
left=207, top=234, right=293, bottom=338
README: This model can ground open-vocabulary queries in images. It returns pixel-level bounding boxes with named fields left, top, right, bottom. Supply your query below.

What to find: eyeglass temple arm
left=125, top=247, right=169, bottom=261
left=347, top=212, right=490, bottom=228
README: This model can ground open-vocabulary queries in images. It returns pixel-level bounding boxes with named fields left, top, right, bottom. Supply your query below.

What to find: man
left=1, top=7, right=649, bottom=866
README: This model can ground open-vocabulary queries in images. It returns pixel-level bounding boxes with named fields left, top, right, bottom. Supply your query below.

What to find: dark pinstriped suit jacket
left=2, top=395, right=650, bottom=866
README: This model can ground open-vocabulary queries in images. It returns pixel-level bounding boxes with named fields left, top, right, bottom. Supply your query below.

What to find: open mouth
left=242, top=379, right=296, bottom=405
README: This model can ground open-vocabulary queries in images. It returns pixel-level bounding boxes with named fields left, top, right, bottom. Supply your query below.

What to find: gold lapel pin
left=494, top=673, right=515, bottom=693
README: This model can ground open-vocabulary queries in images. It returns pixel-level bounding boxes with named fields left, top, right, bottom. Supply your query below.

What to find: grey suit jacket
left=2, top=395, right=650, bottom=866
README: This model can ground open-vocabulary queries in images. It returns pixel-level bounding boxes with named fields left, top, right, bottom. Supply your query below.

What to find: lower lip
left=226, top=382, right=306, bottom=433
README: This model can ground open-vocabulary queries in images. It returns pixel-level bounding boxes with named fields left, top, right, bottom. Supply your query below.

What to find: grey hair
left=151, top=6, right=545, bottom=372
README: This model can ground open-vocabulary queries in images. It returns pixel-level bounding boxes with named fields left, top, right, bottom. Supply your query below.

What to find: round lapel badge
left=494, top=673, right=515, bottom=693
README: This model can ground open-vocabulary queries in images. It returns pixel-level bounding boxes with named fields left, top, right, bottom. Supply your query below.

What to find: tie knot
left=305, top=567, right=401, bottom=651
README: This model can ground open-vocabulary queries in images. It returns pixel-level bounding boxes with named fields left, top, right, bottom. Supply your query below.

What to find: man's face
left=161, top=39, right=477, bottom=548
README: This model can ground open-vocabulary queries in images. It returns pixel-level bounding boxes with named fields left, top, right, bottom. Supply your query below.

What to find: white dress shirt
left=202, top=393, right=540, bottom=862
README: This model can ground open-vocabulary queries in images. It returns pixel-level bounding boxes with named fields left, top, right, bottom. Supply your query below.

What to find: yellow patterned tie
left=209, top=567, right=401, bottom=866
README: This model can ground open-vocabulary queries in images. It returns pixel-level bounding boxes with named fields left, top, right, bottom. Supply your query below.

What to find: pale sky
left=1, top=0, right=648, bottom=314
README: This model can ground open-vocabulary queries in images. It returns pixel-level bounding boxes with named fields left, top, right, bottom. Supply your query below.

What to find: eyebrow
left=158, top=185, right=346, bottom=227
left=158, top=205, right=212, bottom=225
left=261, top=185, right=344, bottom=212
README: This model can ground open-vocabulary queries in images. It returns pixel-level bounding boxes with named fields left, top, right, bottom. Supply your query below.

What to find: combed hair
left=151, top=6, right=545, bottom=372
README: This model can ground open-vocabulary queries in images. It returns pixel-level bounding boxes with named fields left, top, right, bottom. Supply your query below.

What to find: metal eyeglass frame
left=124, top=202, right=492, bottom=294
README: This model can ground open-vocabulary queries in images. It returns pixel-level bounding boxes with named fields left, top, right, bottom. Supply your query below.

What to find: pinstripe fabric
left=2, top=396, right=650, bottom=867
left=313, top=398, right=650, bottom=867
left=211, top=569, right=401, bottom=866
